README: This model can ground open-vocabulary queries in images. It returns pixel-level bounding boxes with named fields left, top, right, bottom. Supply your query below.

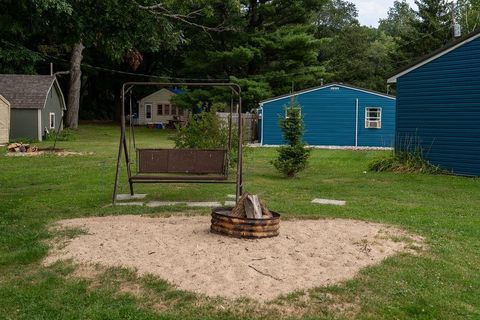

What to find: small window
left=157, top=104, right=163, bottom=115
left=49, top=113, right=55, bottom=129
left=285, top=107, right=302, bottom=119
left=164, top=104, right=170, bottom=115
left=145, top=104, right=152, bottom=120
left=365, top=107, right=382, bottom=129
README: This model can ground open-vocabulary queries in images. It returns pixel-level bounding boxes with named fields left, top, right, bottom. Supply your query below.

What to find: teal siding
left=261, top=85, right=396, bottom=147
left=41, top=84, right=64, bottom=137
left=396, top=36, right=480, bottom=176
left=10, top=109, right=39, bottom=140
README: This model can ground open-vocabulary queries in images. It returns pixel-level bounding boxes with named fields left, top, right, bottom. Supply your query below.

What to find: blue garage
left=258, top=83, right=396, bottom=147
left=388, top=30, right=480, bottom=176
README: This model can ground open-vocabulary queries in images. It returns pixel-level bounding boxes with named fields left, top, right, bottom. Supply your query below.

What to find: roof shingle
left=0, top=74, right=57, bottom=109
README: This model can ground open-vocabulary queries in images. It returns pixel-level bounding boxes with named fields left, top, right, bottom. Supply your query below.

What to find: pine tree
left=272, top=103, right=310, bottom=177
left=407, top=0, right=452, bottom=59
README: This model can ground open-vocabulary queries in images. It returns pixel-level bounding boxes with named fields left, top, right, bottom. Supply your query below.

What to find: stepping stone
left=116, top=194, right=147, bottom=201
left=116, top=202, right=144, bottom=206
left=146, top=201, right=182, bottom=207
left=224, top=201, right=236, bottom=207
left=311, top=198, right=346, bottom=206
left=226, top=194, right=236, bottom=199
left=186, top=202, right=222, bottom=208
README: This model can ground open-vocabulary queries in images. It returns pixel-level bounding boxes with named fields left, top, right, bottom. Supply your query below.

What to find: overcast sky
left=354, top=0, right=417, bottom=27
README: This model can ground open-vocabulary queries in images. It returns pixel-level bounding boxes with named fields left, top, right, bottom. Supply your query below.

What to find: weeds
left=369, top=134, right=445, bottom=174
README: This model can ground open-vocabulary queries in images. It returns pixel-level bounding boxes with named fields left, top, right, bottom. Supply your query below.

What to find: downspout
left=259, top=104, right=264, bottom=146
left=38, top=109, right=42, bottom=141
left=355, top=99, right=359, bottom=147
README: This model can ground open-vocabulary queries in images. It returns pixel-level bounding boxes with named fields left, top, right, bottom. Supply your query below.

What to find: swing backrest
left=137, top=149, right=227, bottom=175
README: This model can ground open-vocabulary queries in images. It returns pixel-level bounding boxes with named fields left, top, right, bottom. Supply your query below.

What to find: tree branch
left=131, top=0, right=233, bottom=32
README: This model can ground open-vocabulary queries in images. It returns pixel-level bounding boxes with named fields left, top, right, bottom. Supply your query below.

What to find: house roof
left=388, top=28, right=480, bottom=83
left=139, top=87, right=180, bottom=103
left=169, top=88, right=184, bottom=95
left=259, top=83, right=395, bottom=105
left=0, top=74, right=65, bottom=109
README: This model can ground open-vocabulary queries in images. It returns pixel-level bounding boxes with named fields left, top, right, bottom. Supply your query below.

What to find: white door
left=145, top=103, right=152, bottom=121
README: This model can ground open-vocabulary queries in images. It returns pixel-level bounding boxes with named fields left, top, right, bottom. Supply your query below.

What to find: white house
left=137, top=88, right=188, bottom=126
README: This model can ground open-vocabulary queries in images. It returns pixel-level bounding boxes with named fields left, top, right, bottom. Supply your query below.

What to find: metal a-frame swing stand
left=112, top=82, right=243, bottom=205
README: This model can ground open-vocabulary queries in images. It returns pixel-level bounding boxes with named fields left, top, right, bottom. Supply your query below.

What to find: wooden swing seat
left=130, top=148, right=230, bottom=183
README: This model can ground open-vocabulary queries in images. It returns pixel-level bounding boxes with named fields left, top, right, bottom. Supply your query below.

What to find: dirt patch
left=6, top=150, right=93, bottom=157
left=45, top=215, right=422, bottom=301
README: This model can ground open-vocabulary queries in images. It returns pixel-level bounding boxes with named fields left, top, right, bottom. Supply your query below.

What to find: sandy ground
left=6, top=151, right=92, bottom=157
left=45, top=215, right=422, bottom=301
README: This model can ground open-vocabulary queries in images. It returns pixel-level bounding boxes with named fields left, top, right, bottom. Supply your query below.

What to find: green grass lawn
left=0, top=123, right=479, bottom=319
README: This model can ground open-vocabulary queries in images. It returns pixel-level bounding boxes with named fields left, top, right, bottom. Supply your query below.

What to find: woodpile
left=7, top=143, right=38, bottom=153
left=231, top=193, right=273, bottom=219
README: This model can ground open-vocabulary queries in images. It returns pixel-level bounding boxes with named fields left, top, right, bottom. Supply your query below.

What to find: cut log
left=247, top=195, right=263, bottom=219
left=244, top=197, right=255, bottom=219
left=230, top=193, right=272, bottom=220
left=231, top=193, right=248, bottom=217
left=261, top=200, right=272, bottom=218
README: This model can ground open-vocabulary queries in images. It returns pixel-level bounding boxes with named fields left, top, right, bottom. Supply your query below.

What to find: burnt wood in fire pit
left=211, top=207, right=281, bottom=239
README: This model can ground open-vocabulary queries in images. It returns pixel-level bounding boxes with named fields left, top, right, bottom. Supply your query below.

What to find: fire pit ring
left=211, top=207, right=281, bottom=239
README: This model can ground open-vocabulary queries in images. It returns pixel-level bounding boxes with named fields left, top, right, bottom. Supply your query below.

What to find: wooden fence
left=216, top=112, right=258, bottom=142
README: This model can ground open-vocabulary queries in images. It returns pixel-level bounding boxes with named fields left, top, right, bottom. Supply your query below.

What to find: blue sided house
left=258, top=83, right=396, bottom=147
left=388, top=29, right=480, bottom=176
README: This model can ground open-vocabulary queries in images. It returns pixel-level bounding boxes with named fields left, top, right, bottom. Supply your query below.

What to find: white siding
left=0, top=95, right=10, bottom=144
left=137, top=89, right=188, bottom=125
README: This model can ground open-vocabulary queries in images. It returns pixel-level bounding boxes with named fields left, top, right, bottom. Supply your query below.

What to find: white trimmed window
left=365, top=107, right=382, bottom=129
left=285, top=107, right=302, bottom=119
left=49, top=112, right=56, bottom=129
left=145, top=103, right=152, bottom=120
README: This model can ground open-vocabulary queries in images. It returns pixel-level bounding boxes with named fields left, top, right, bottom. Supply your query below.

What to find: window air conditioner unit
left=366, top=121, right=381, bottom=129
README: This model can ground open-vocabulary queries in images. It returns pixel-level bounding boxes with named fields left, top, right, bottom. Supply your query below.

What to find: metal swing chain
left=128, top=90, right=135, bottom=169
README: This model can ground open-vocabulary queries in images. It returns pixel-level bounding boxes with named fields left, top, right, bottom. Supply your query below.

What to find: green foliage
left=368, top=151, right=444, bottom=174
left=272, top=144, right=311, bottom=177
left=272, top=104, right=311, bottom=177
left=315, top=0, right=359, bottom=37
left=369, top=148, right=444, bottom=174
left=44, top=129, right=76, bottom=142
left=1, top=0, right=474, bottom=120
left=172, top=107, right=240, bottom=167
left=1, top=124, right=480, bottom=319
left=457, top=0, right=480, bottom=34
left=173, top=108, right=226, bottom=150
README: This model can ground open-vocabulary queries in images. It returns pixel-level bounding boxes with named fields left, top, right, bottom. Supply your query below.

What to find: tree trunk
left=65, top=41, right=85, bottom=129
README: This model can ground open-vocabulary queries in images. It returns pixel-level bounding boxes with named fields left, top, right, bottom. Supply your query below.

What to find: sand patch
left=45, top=215, right=422, bottom=301
left=6, top=150, right=93, bottom=157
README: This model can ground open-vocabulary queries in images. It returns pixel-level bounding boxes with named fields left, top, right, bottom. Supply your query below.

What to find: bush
left=45, top=129, right=76, bottom=142
left=369, top=150, right=444, bottom=174
left=172, top=107, right=242, bottom=168
left=272, top=103, right=310, bottom=177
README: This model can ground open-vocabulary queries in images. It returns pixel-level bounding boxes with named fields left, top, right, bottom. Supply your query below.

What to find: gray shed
left=0, top=74, right=66, bottom=141
left=0, top=94, right=10, bottom=144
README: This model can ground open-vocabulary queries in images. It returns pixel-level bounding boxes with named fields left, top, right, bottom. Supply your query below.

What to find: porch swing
left=112, top=82, right=244, bottom=204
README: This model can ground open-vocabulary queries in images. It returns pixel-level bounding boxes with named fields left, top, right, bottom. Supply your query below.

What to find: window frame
left=365, top=107, right=382, bottom=129
left=49, top=112, right=56, bottom=129
left=157, top=104, right=163, bottom=116
left=285, top=107, right=302, bottom=119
